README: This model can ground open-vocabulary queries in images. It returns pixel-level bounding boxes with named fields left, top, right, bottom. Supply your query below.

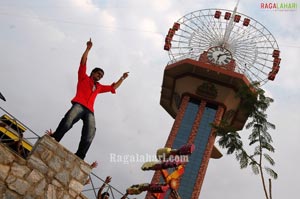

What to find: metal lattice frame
left=168, top=8, right=279, bottom=85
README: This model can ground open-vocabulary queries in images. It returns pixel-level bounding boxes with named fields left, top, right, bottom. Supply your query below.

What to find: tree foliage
left=213, top=82, right=277, bottom=199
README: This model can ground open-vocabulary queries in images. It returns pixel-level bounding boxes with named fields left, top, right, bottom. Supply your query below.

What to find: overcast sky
left=0, top=0, right=299, bottom=198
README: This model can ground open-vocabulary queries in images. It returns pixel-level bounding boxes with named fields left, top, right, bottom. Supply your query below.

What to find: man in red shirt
left=50, top=38, right=128, bottom=160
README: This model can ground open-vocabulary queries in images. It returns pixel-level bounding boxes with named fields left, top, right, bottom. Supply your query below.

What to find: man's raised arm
left=80, top=38, right=93, bottom=66
left=113, top=72, right=129, bottom=90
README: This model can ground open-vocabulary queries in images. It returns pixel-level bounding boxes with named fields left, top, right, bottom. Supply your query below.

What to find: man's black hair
left=101, top=192, right=110, bottom=198
left=90, top=67, right=104, bottom=76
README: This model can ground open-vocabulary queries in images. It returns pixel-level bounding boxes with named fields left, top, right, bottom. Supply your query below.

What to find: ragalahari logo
left=260, top=2, right=298, bottom=11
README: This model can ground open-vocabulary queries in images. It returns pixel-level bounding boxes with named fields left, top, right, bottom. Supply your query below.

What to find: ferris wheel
left=164, top=8, right=281, bottom=85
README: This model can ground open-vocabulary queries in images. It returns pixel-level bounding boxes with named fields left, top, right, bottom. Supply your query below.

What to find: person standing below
left=97, top=176, right=111, bottom=199
left=49, top=38, right=129, bottom=160
left=97, top=176, right=129, bottom=199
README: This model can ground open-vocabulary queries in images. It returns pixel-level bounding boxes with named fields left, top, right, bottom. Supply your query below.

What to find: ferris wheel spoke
left=189, top=37, right=211, bottom=48
left=167, top=8, right=279, bottom=84
left=198, top=11, right=224, bottom=39
left=191, top=12, right=220, bottom=39
left=185, top=17, right=217, bottom=43
left=235, top=55, right=268, bottom=75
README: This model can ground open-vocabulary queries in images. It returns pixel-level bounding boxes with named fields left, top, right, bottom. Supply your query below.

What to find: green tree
left=213, top=82, right=277, bottom=199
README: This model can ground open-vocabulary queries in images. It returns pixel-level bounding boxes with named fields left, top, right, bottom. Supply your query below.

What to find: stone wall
left=0, top=135, right=92, bottom=199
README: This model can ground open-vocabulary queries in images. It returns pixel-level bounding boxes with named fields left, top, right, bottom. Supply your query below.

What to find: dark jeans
left=52, top=103, right=96, bottom=160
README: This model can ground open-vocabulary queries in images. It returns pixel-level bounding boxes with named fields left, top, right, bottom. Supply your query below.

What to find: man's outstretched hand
left=91, top=161, right=98, bottom=169
left=104, top=176, right=112, bottom=184
left=87, top=38, right=93, bottom=50
left=45, top=129, right=53, bottom=136
left=122, top=72, right=129, bottom=80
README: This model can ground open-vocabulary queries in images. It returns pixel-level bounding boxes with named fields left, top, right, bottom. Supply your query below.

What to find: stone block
left=45, top=184, right=57, bottom=199
left=33, top=143, right=46, bottom=157
left=62, top=194, right=71, bottom=199
left=69, top=179, right=83, bottom=194
left=23, top=194, right=35, bottom=199
left=64, top=159, right=73, bottom=169
left=56, top=189, right=65, bottom=199
left=26, top=169, right=44, bottom=184
left=0, top=181, right=6, bottom=194
left=11, top=162, right=30, bottom=178
left=3, top=189, right=22, bottom=199
left=69, top=188, right=77, bottom=198
left=48, top=155, right=63, bottom=172
left=54, top=170, right=70, bottom=187
left=56, top=147, right=68, bottom=159
left=0, top=164, right=10, bottom=181
left=51, top=179, right=63, bottom=188
left=71, top=166, right=86, bottom=183
left=27, top=155, right=49, bottom=174
left=66, top=153, right=76, bottom=163
left=46, top=169, right=55, bottom=179
left=34, top=179, right=46, bottom=196
left=40, top=148, right=53, bottom=163
left=6, top=175, right=30, bottom=195
left=38, top=135, right=59, bottom=152
left=0, top=144, right=15, bottom=165
left=80, top=162, right=92, bottom=175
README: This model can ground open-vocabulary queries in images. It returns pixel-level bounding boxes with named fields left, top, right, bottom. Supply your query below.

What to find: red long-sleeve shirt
left=71, top=64, right=116, bottom=113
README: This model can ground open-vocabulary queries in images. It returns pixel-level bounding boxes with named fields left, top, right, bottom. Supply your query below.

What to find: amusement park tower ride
left=146, top=3, right=281, bottom=199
